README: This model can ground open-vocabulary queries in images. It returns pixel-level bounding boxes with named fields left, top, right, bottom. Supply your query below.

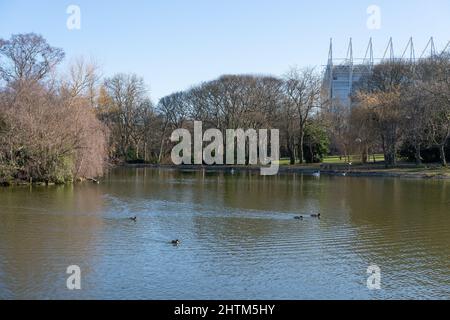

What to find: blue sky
left=1, top=0, right=450, bottom=101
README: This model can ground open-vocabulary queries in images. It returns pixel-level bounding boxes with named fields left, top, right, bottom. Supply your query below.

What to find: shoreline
left=123, top=163, right=450, bottom=180
left=2, top=163, right=449, bottom=187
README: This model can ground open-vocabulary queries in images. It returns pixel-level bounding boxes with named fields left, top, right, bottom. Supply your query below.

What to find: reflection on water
left=0, top=168, right=449, bottom=299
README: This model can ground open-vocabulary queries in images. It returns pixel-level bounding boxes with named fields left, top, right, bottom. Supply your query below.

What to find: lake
left=0, top=167, right=449, bottom=299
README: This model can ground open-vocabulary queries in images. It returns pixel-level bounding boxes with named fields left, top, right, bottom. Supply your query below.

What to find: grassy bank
left=3, top=157, right=449, bottom=186
left=125, top=161, right=450, bottom=180
left=280, top=155, right=449, bottom=179
left=276, top=154, right=386, bottom=165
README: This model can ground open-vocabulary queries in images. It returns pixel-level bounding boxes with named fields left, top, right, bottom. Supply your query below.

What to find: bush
left=399, top=140, right=450, bottom=163
left=303, top=122, right=330, bottom=163
left=0, top=82, right=108, bottom=184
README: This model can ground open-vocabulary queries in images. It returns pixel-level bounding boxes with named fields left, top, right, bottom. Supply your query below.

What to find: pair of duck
left=294, top=213, right=321, bottom=220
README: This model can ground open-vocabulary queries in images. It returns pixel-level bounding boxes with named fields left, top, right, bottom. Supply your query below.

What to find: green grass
left=323, top=154, right=385, bottom=164
left=275, top=154, right=385, bottom=165
left=275, top=159, right=293, bottom=165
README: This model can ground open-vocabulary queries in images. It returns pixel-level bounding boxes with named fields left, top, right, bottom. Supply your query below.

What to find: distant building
left=322, top=37, right=447, bottom=109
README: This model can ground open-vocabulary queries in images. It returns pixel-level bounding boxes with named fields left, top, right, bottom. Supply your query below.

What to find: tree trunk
left=415, top=142, right=422, bottom=165
left=440, top=144, right=447, bottom=167
left=290, top=146, right=296, bottom=165
left=158, top=122, right=169, bottom=164
left=287, top=137, right=295, bottom=165
left=299, top=132, right=305, bottom=164
left=361, top=145, right=368, bottom=164
left=158, top=136, right=166, bottom=164
left=144, top=142, right=147, bottom=163
left=381, top=134, right=389, bottom=168
left=383, top=132, right=398, bottom=168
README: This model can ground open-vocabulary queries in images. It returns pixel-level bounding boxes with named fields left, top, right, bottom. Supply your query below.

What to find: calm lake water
left=0, top=168, right=449, bottom=300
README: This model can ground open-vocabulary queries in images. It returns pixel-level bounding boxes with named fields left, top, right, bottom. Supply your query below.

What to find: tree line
left=1, top=33, right=449, bottom=184
left=347, top=57, right=450, bottom=167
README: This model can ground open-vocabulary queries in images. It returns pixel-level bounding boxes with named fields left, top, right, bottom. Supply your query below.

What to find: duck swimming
left=310, top=213, right=321, bottom=218
left=129, top=216, right=137, bottom=222
left=171, top=239, right=181, bottom=245
left=294, top=216, right=304, bottom=220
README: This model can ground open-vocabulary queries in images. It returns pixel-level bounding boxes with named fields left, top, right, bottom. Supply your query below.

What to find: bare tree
left=102, top=73, right=149, bottom=161
left=283, top=67, right=322, bottom=164
left=62, top=56, right=101, bottom=106
left=355, top=62, right=413, bottom=167
left=420, top=56, right=450, bottom=166
left=157, top=92, right=190, bottom=163
left=0, top=34, right=108, bottom=184
left=0, top=33, right=64, bottom=84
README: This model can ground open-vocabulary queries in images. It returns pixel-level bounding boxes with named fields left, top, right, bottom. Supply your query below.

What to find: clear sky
left=1, top=0, right=450, bottom=101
